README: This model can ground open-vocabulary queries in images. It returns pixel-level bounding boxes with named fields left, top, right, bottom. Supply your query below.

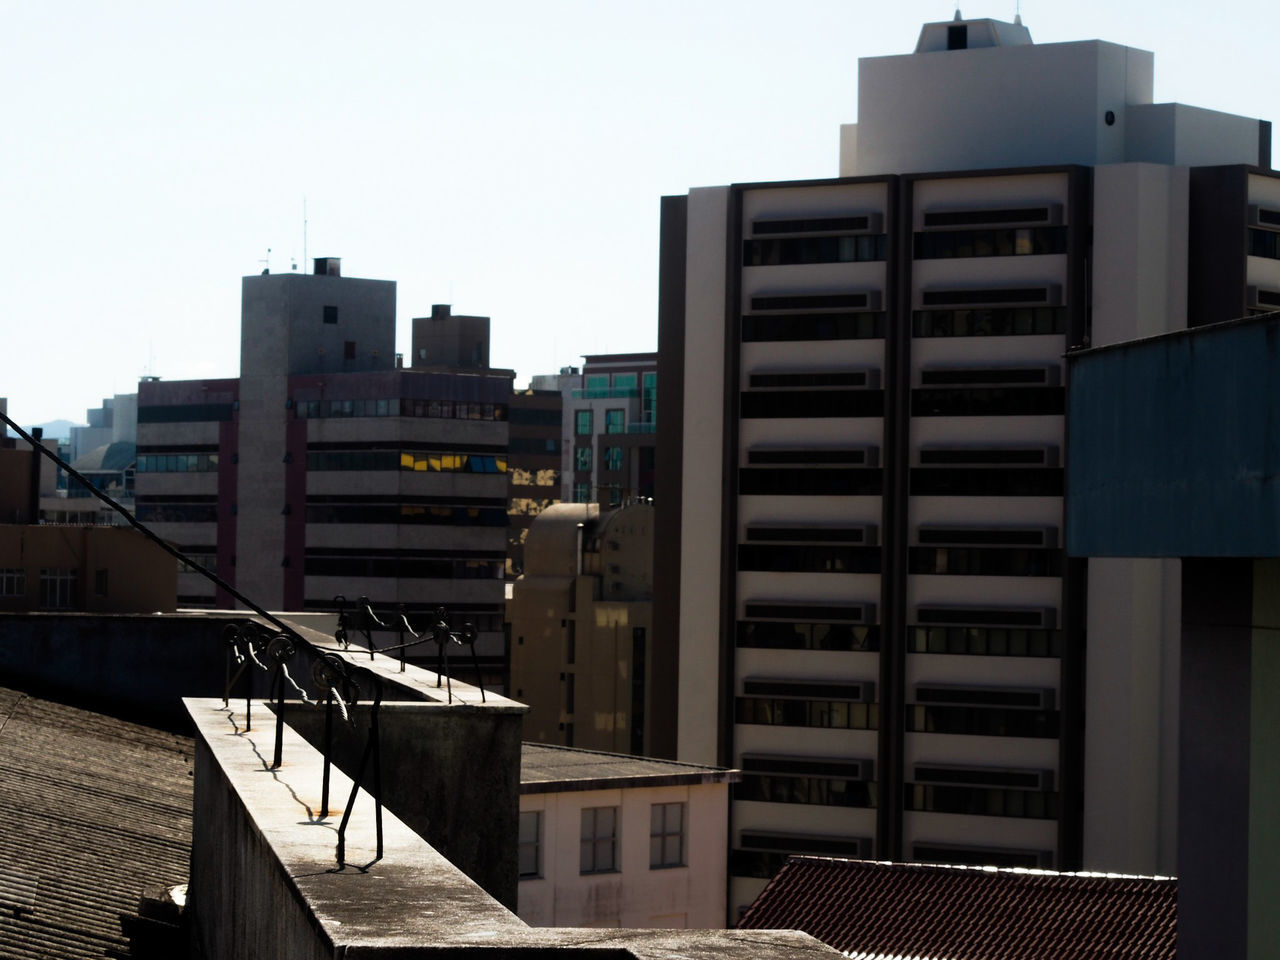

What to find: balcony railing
left=570, top=387, right=640, bottom=399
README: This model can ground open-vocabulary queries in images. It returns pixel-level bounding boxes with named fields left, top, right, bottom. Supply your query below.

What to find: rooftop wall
left=1066, top=314, right=1280, bottom=557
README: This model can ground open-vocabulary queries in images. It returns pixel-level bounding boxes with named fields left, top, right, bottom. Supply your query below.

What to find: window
left=39, top=568, right=77, bottom=610
left=575, top=409, right=593, bottom=435
left=605, top=409, right=625, bottom=434
left=93, top=568, right=108, bottom=598
left=573, top=483, right=590, bottom=503
left=585, top=374, right=610, bottom=392
left=580, top=806, right=618, bottom=874
left=604, top=447, right=623, bottom=471
left=0, top=569, right=25, bottom=597
left=323, top=305, right=338, bottom=324
left=612, top=373, right=638, bottom=392
left=642, top=372, right=657, bottom=423
left=519, top=811, right=542, bottom=879
left=575, top=446, right=593, bottom=471
left=650, top=802, right=685, bottom=868
left=607, top=483, right=622, bottom=507
left=343, top=340, right=356, bottom=360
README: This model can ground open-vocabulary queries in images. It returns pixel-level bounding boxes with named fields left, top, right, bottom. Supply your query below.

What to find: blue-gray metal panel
left=1067, top=316, right=1280, bottom=557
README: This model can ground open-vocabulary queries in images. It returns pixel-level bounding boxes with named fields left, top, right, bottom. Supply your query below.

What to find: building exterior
left=656, top=14, right=1276, bottom=914
left=517, top=742, right=737, bottom=928
left=562, top=353, right=657, bottom=506
left=0, top=523, right=176, bottom=613
left=507, top=387, right=563, bottom=578
left=70, top=394, right=137, bottom=463
left=508, top=501, right=662, bottom=755
left=135, top=260, right=513, bottom=676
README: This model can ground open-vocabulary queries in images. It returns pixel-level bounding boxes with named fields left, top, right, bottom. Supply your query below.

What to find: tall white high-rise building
left=653, top=13, right=1277, bottom=915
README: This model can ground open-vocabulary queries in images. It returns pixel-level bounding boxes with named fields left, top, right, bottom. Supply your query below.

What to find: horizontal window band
left=905, top=783, right=1059, bottom=819
left=747, top=449, right=873, bottom=465
left=306, top=547, right=505, bottom=560
left=735, top=775, right=877, bottom=809
left=751, top=293, right=872, bottom=311
left=748, top=371, right=872, bottom=389
left=908, top=546, right=1063, bottom=577
left=907, top=704, right=1060, bottom=738
left=922, top=206, right=1058, bottom=228
left=911, top=386, right=1065, bottom=417
left=914, top=226, right=1067, bottom=260
left=743, top=679, right=872, bottom=700
left=135, top=495, right=218, bottom=504
left=740, top=390, right=884, bottom=419
left=916, top=607, right=1055, bottom=628
left=138, top=403, right=234, bottom=423
left=910, top=624, right=1062, bottom=658
left=307, top=440, right=508, bottom=454
left=740, top=467, right=883, bottom=496
left=913, top=306, right=1066, bottom=338
left=737, top=621, right=880, bottom=652
left=743, top=312, right=885, bottom=342
left=737, top=698, right=878, bottom=731
left=920, top=368, right=1053, bottom=386
left=752, top=215, right=873, bottom=234
left=738, top=544, right=881, bottom=574
left=910, top=468, right=1063, bottom=496
left=744, top=235, right=887, bottom=267
left=306, top=494, right=506, bottom=507
left=746, top=526, right=871, bottom=543
left=137, top=443, right=220, bottom=454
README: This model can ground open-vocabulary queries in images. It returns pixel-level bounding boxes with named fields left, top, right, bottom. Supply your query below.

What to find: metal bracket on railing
left=335, top=674, right=384, bottom=870
left=428, top=606, right=486, bottom=703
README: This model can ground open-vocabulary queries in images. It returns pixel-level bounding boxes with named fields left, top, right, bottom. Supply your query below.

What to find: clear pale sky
left=3, top=0, right=1276, bottom=426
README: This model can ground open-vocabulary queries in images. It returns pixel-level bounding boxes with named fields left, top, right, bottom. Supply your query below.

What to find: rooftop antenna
left=259, top=247, right=271, bottom=276
left=1014, top=0, right=1022, bottom=24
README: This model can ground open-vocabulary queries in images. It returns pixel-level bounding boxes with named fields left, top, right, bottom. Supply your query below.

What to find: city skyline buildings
left=6, top=0, right=1278, bottom=426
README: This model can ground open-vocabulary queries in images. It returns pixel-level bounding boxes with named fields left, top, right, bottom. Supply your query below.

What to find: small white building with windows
left=517, top=742, right=738, bottom=928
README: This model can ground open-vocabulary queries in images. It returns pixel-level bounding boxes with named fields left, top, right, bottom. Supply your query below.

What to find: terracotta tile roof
left=0, top=685, right=193, bottom=959
left=737, top=857, right=1176, bottom=960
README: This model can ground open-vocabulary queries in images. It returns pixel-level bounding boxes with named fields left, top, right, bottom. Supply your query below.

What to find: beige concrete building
left=518, top=743, right=737, bottom=928
left=0, top=524, right=176, bottom=613
left=508, top=501, right=660, bottom=755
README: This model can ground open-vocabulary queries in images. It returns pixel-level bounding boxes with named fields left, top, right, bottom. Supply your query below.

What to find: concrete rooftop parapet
left=186, top=697, right=839, bottom=958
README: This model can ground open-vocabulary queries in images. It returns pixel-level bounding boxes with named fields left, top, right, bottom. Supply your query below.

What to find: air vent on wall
left=914, top=685, right=1055, bottom=710
left=912, top=764, right=1055, bottom=790
left=745, top=601, right=877, bottom=624
left=752, top=213, right=883, bottom=235
left=1248, top=205, right=1280, bottom=230
left=917, top=445, right=1059, bottom=467
left=751, top=291, right=883, bottom=312
left=741, top=754, right=874, bottom=780
left=916, top=526, right=1057, bottom=548
left=914, top=606, right=1057, bottom=628
left=1246, top=285, right=1280, bottom=309
left=920, top=285, right=1062, bottom=308
left=746, top=446, right=878, bottom=467
left=743, top=677, right=875, bottom=702
left=922, top=204, right=1063, bottom=229
left=747, top=370, right=879, bottom=389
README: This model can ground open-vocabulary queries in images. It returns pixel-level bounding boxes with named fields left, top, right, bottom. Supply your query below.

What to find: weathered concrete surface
left=187, top=698, right=838, bottom=959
